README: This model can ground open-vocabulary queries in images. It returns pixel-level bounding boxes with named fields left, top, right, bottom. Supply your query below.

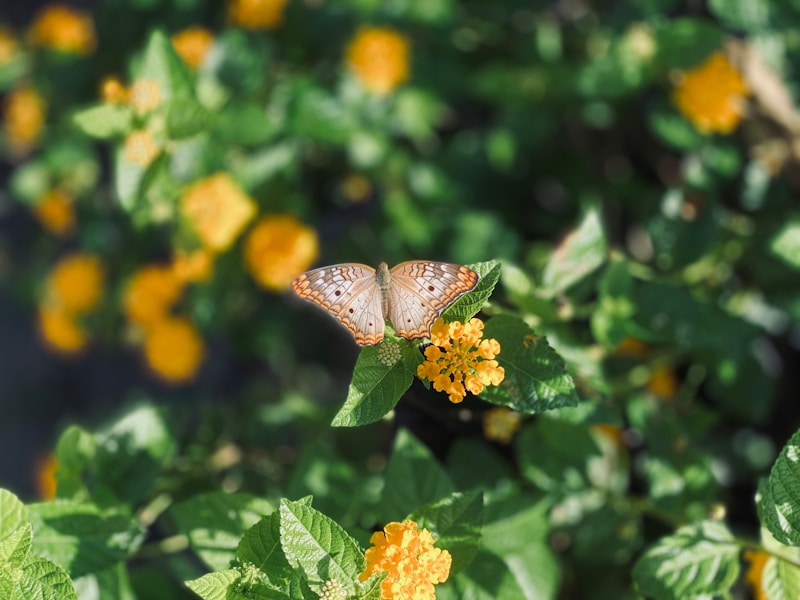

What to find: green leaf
left=278, top=499, right=364, bottom=593
left=409, top=491, right=483, bottom=574
left=171, top=491, right=274, bottom=571
left=291, top=85, right=356, bottom=144
left=28, top=502, right=144, bottom=578
left=438, top=550, right=527, bottom=600
left=0, top=524, right=32, bottom=566
left=480, top=315, right=579, bottom=412
left=541, top=207, right=607, bottom=296
left=331, top=342, right=418, bottom=427
left=590, top=260, right=637, bottom=347
left=355, top=573, right=385, bottom=600
left=185, top=569, right=241, bottom=600
left=515, top=418, right=601, bottom=494
left=133, top=30, right=193, bottom=101
left=441, top=260, right=501, bottom=323
left=770, top=219, right=800, bottom=270
left=54, top=425, right=96, bottom=500
left=708, top=0, right=775, bottom=30
left=72, top=562, right=136, bottom=600
left=763, top=554, right=800, bottom=600
left=0, top=489, right=29, bottom=540
left=16, top=555, right=77, bottom=600
left=654, top=19, right=725, bottom=70
left=237, top=514, right=293, bottom=583
left=759, top=429, right=800, bottom=546
left=648, top=108, right=706, bottom=150
left=165, top=99, right=213, bottom=139
left=632, top=520, right=740, bottom=599
left=214, top=102, right=279, bottom=146
left=381, top=429, right=454, bottom=521
left=72, top=104, right=132, bottom=139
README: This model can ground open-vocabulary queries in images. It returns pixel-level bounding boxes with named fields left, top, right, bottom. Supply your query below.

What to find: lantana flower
left=483, top=407, right=522, bottom=444
left=143, top=317, right=205, bottom=383
left=228, top=0, right=289, bottom=30
left=243, top=214, right=318, bottom=291
left=172, top=26, right=214, bottom=69
left=129, top=79, right=162, bottom=115
left=417, top=317, right=505, bottom=403
left=37, top=304, right=88, bottom=354
left=359, top=520, right=451, bottom=600
left=346, top=27, right=410, bottom=95
left=33, top=189, right=75, bottom=236
left=124, top=130, right=160, bottom=167
left=47, top=253, right=104, bottom=314
left=181, top=173, right=257, bottom=252
left=122, top=265, right=183, bottom=330
left=4, top=85, right=46, bottom=155
left=28, top=4, right=96, bottom=55
left=672, top=51, right=748, bottom=134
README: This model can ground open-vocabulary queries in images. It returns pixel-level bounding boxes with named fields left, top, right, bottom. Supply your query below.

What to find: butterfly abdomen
left=377, top=262, right=392, bottom=319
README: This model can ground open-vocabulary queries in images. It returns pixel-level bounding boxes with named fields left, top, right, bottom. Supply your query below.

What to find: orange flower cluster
left=171, top=26, right=215, bottom=69
left=359, top=520, right=451, bottom=600
left=243, top=214, right=318, bottom=291
left=743, top=550, right=769, bottom=600
left=34, top=453, right=59, bottom=500
left=33, top=188, right=76, bottom=236
left=122, top=262, right=205, bottom=383
left=228, top=0, right=288, bottom=30
left=38, top=253, right=104, bottom=354
left=4, top=85, right=46, bottom=155
left=673, top=51, right=748, bottom=134
left=124, top=129, right=160, bottom=168
left=28, top=4, right=96, bottom=55
left=417, top=318, right=505, bottom=403
left=483, top=407, right=522, bottom=444
left=346, top=27, right=410, bottom=95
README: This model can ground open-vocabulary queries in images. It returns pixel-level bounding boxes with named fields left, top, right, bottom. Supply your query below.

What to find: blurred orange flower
left=346, top=27, right=410, bottom=95
left=100, top=76, right=129, bottom=103
left=0, top=26, right=19, bottom=65
left=4, top=85, right=46, bottom=155
left=47, top=253, right=104, bottom=314
left=172, top=248, right=214, bottom=283
left=243, top=214, right=318, bottom=291
left=124, top=130, right=160, bottom=167
left=123, top=265, right=183, bottom=330
left=181, top=173, right=257, bottom=252
left=34, top=189, right=75, bottom=236
left=28, top=4, right=96, bottom=55
left=673, top=51, right=748, bottom=134
left=228, top=0, right=288, bottom=30
left=38, top=304, right=88, bottom=354
left=743, top=550, right=769, bottom=600
left=143, top=317, right=205, bottom=383
left=35, top=453, right=59, bottom=500
left=483, top=407, right=522, bottom=444
left=172, top=27, right=214, bottom=69
left=647, top=365, right=679, bottom=399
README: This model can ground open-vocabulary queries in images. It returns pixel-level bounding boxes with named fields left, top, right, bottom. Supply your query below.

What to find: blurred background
left=0, top=0, right=799, bottom=553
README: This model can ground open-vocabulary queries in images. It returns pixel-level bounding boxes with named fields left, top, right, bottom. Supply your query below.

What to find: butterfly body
left=291, top=261, right=478, bottom=346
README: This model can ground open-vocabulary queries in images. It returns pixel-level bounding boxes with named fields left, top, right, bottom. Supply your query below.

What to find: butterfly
left=291, top=261, right=479, bottom=346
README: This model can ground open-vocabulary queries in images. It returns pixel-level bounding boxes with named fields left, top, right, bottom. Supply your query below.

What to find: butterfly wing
left=291, top=263, right=386, bottom=346
left=387, top=261, right=479, bottom=341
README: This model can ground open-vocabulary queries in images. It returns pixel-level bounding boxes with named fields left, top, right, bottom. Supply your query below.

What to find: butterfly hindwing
left=387, top=261, right=479, bottom=341
left=291, top=263, right=386, bottom=345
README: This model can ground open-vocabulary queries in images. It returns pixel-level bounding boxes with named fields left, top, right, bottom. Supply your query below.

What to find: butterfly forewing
left=291, top=263, right=386, bottom=345
left=387, top=261, right=479, bottom=341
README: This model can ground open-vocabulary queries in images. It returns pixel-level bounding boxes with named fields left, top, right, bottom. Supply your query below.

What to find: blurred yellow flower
left=34, top=453, right=58, bottom=500
left=181, top=173, right=257, bottom=252
left=614, top=336, right=649, bottom=357
left=647, top=365, right=679, bottom=399
left=124, top=129, right=160, bottom=167
left=359, top=520, right=451, bottom=600
left=0, top=26, right=19, bottom=65
left=228, top=0, right=288, bottom=30
left=123, top=265, right=183, bottom=329
left=33, top=188, right=75, bottom=236
left=243, top=214, right=318, bottom=291
left=340, top=174, right=372, bottom=203
left=38, top=304, right=87, bottom=354
left=743, top=550, right=768, bottom=600
left=28, top=4, right=96, bottom=55
left=172, top=27, right=214, bottom=69
left=143, top=317, right=204, bottom=383
left=129, top=79, right=162, bottom=115
left=417, top=318, right=505, bottom=404
left=346, top=27, right=410, bottom=95
left=47, top=253, right=104, bottom=314
left=590, top=423, right=625, bottom=448
left=4, top=85, right=46, bottom=155
left=172, top=248, right=214, bottom=283
left=483, top=407, right=522, bottom=444
left=100, top=76, right=128, bottom=103
left=673, top=51, right=748, bottom=134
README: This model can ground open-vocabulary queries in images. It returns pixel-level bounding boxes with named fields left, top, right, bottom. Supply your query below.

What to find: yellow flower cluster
left=124, top=129, right=160, bottom=167
left=417, top=318, right=505, bottom=403
left=101, top=77, right=129, bottom=103
left=28, top=4, right=96, bottom=55
left=34, top=453, right=59, bottom=500
left=122, top=263, right=206, bottom=383
left=483, top=407, right=522, bottom=444
left=673, top=51, right=748, bottom=134
left=346, top=27, right=410, bottom=95
left=4, top=85, right=47, bottom=156
left=243, top=214, right=318, bottom=291
left=171, top=26, right=215, bottom=69
left=0, top=27, right=19, bottom=65
left=38, top=253, right=104, bottom=354
left=228, top=0, right=288, bottom=30
left=33, top=188, right=76, bottom=236
left=359, top=520, right=451, bottom=600
left=181, top=173, right=257, bottom=252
